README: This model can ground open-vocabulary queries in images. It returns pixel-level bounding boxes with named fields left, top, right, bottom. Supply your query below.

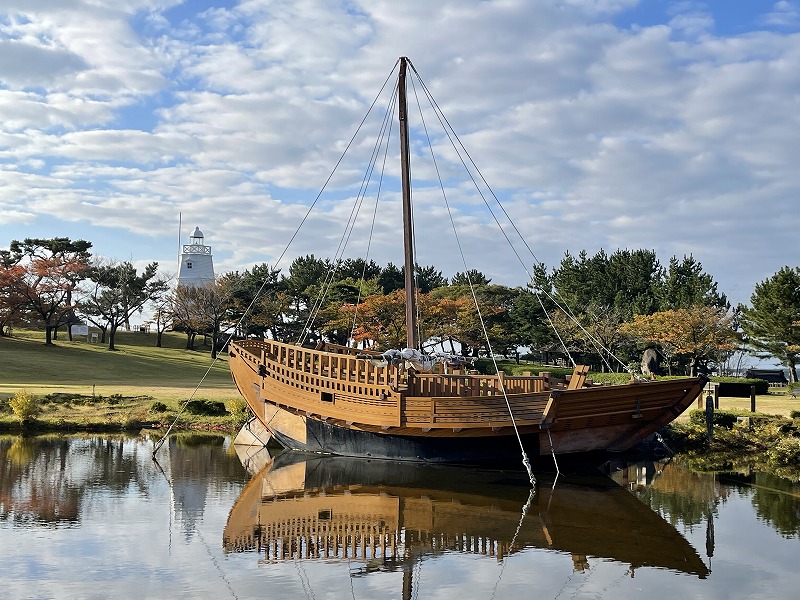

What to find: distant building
left=177, top=226, right=215, bottom=286
left=745, top=368, right=788, bottom=386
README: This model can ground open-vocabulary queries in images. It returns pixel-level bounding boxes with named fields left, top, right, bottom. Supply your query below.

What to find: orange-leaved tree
left=620, top=305, right=739, bottom=376
left=7, top=238, right=92, bottom=345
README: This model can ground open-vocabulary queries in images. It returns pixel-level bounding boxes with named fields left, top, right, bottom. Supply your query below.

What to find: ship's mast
left=398, top=56, right=418, bottom=350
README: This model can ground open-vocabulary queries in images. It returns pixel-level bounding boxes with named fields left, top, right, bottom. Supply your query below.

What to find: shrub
left=185, top=399, right=227, bottom=416
left=791, top=410, right=800, bottom=419
left=9, top=390, right=40, bottom=423
left=766, top=437, right=800, bottom=466
left=149, top=401, right=168, bottom=413
left=689, top=409, right=739, bottom=430
left=227, top=398, right=251, bottom=429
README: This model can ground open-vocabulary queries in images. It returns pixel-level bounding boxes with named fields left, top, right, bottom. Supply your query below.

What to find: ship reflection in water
left=223, top=448, right=709, bottom=585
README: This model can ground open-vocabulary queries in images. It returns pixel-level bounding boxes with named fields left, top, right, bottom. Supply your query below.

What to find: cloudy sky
left=1, top=0, right=798, bottom=307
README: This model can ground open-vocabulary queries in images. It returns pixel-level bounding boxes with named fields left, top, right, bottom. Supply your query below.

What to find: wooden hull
left=229, top=339, right=706, bottom=463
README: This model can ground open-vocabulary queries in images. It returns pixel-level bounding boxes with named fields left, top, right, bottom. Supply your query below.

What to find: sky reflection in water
left=1, top=434, right=798, bottom=600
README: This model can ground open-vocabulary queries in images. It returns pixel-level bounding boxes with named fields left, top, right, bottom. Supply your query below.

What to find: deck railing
left=233, top=339, right=551, bottom=428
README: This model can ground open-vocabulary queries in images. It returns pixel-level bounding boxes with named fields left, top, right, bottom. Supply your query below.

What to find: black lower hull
left=260, top=414, right=632, bottom=471
left=267, top=416, right=541, bottom=464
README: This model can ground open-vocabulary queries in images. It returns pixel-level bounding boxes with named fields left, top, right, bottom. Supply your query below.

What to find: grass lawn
left=2, top=329, right=797, bottom=431
left=684, top=389, right=799, bottom=419
left=0, top=328, right=241, bottom=431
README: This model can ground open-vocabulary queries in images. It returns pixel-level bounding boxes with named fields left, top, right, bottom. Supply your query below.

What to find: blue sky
left=1, top=0, right=799, bottom=309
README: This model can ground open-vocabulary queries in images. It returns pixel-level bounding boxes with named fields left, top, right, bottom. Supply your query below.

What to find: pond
left=1, top=434, right=798, bottom=599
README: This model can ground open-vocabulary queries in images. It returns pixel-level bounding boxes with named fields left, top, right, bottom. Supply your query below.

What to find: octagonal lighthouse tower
left=177, top=226, right=215, bottom=286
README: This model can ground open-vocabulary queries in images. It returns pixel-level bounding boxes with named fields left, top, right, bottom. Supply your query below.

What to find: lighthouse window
left=186, top=261, right=193, bottom=269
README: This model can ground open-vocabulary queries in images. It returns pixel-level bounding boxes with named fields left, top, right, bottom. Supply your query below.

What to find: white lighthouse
left=177, top=226, right=215, bottom=286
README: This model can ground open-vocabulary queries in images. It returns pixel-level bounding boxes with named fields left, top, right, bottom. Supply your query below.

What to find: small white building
left=177, top=226, right=215, bottom=286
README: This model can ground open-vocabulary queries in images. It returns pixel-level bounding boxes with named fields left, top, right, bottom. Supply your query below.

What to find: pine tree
left=739, top=266, right=800, bottom=383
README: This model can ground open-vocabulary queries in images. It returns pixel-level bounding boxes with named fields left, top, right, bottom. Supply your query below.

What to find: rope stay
left=298, top=84, right=399, bottom=347
left=153, top=62, right=403, bottom=458
left=408, top=62, right=632, bottom=375
left=408, top=66, right=534, bottom=487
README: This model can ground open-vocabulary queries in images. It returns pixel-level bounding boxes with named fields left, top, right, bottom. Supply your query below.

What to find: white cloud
left=0, top=0, right=799, bottom=307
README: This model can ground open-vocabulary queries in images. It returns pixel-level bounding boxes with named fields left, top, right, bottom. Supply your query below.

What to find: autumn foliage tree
left=621, top=306, right=739, bottom=376
left=5, top=238, right=92, bottom=345
left=0, top=256, right=26, bottom=336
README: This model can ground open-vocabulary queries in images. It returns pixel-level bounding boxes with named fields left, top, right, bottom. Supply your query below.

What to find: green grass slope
left=0, top=329, right=241, bottom=431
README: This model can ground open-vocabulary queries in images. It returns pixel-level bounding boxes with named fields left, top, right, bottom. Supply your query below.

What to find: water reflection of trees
left=720, top=472, right=800, bottom=538
left=0, top=436, right=153, bottom=527
left=639, top=462, right=726, bottom=531
left=639, top=460, right=800, bottom=540
left=0, top=434, right=249, bottom=530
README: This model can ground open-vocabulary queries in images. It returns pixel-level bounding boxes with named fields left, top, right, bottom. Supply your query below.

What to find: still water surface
left=1, top=434, right=798, bottom=599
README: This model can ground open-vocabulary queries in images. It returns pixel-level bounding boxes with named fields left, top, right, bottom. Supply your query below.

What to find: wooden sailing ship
left=227, top=57, right=706, bottom=463
left=223, top=453, right=710, bottom=579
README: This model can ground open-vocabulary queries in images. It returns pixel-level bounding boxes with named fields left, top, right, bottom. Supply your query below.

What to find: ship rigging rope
left=409, top=63, right=632, bottom=375
left=299, top=83, right=398, bottom=347
left=152, top=63, right=402, bottom=458
left=408, top=71, right=536, bottom=486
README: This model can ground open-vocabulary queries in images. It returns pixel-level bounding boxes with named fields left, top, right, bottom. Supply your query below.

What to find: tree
left=377, top=262, right=404, bottom=293
left=429, top=283, right=513, bottom=357
left=450, top=269, right=491, bottom=287
left=336, top=258, right=382, bottom=281
left=172, top=285, right=207, bottom=351
left=341, top=289, right=410, bottom=350
left=657, top=254, right=728, bottom=311
left=570, top=303, right=637, bottom=372
left=621, top=306, right=739, bottom=376
left=0, top=252, right=26, bottom=336
left=281, top=255, right=332, bottom=343
left=551, top=249, right=663, bottom=318
left=81, top=260, right=167, bottom=350
left=224, top=264, right=287, bottom=340
left=7, top=238, right=92, bottom=345
left=376, top=262, right=446, bottom=294
left=413, top=264, right=448, bottom=293
left=150, top=286, right=175, bottom=348
left=739, top=266, right=800, bottom=382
